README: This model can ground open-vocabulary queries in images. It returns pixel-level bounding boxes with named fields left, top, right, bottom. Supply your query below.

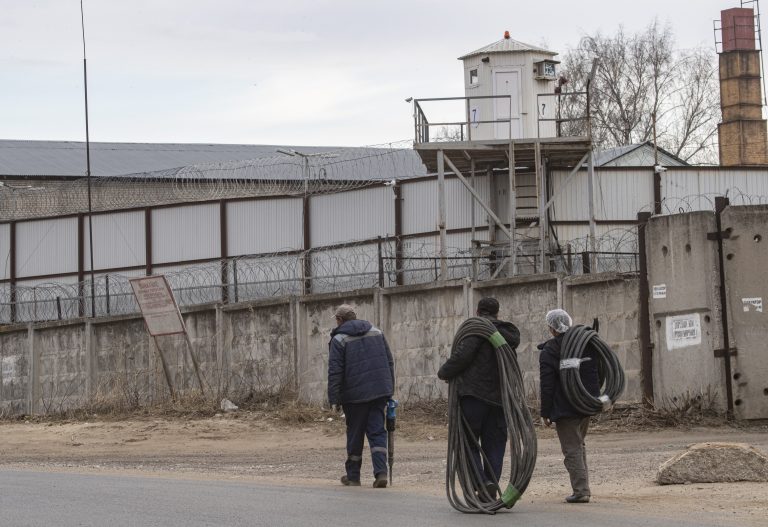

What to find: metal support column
left=535, top=142, right=546, bottom=273
left=437, top=149, right=448, bottom=280
left=470, top=159, right=476, bottom=245
left=508, top=142, right=516, bottom=276
left=587, top=149, right=597, bottom=271
left=488, top=166, right=497, bottom=252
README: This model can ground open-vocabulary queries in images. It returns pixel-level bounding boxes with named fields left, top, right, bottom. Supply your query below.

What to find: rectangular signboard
left=665, top=313, right=702, bottom=350
left=129, top=275, right=186, bottom=336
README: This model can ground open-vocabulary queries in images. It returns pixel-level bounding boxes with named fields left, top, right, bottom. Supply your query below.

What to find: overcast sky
left=0, top=0, right=748, bottom=147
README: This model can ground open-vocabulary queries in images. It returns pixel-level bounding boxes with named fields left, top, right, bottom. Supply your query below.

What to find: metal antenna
left=80, top=0, right=96, bottom=317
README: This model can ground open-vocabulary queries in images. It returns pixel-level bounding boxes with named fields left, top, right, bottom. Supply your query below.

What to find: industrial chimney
left=717, top=6, right=768, bottom=165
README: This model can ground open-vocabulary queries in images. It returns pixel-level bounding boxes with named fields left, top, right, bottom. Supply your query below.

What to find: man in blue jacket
left=327, top=304, right=395, bottom=489
left=538, top=309, right=600, bottom=504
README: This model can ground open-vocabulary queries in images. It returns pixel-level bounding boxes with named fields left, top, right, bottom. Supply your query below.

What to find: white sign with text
left=129, top=275, right=186, bottom=336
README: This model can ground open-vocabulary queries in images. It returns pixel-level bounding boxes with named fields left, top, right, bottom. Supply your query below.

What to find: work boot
left=565, top=494, right=590, bottom=503
left=340, top=475, right=360, bottom=486
left=484, top=481, right=499, bottom=500
left=373, top=472, right=388, bottom=488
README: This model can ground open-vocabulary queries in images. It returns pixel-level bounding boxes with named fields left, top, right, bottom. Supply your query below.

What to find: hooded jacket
left=437, top=317, right=521, bottom=405
left=327, top=319, right=395, bottom=405
left=538, top=333, right=600, bottom=422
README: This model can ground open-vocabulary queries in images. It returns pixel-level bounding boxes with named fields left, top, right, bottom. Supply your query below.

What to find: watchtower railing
left=536, top=91, right=591, bottom=139
left=413, top=95, right=517, bottom=144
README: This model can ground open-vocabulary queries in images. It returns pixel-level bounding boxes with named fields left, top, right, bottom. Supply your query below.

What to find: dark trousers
left=555, top=416, right=591, bottom=496
left=342, top=397, right=388, bottom=481
left=461, top=396, right=508, bottom=484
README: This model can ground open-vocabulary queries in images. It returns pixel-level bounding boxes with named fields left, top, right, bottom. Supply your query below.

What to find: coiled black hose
left=559, top=324, right=625, bottom=416
left=445, top=317, right=537, bottom=514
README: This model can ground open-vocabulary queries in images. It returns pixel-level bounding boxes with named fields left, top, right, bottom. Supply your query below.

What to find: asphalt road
left=0, top=470, right=736, bottom=527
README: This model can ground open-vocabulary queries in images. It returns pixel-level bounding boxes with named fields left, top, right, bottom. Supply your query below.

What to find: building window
left=469, top=69, right=478, bottom=85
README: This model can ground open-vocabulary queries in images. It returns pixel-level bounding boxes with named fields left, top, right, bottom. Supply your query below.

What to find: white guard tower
left=412, top=31, right=596, bottom=278
left=459, top=30, right=560, bottom=140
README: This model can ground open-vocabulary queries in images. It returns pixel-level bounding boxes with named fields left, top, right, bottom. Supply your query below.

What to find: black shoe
left=483, top=481, right=498, bottom=499
left=340, top=475, right=361, bottom=486
left=565, top=494, right=590, bottom=503
left=373, top=472, right=388, bottom=488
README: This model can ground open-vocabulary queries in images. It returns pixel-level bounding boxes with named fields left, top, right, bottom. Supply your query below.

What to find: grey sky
left=0, top=0, right=748, bottom=146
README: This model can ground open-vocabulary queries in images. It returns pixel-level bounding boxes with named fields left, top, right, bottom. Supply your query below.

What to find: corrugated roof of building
left=458, top=37, right=558, bottom=60
left=0, top=140, right=426, bottom=180
left=594, top=142, right=689, bottom=167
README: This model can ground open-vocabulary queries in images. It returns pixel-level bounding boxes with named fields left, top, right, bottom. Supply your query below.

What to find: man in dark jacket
left=327, top=304, right=395, bottom=489
left=437, top=297, right=520, bottom=494
left=538, top=308, right=600, bottom=504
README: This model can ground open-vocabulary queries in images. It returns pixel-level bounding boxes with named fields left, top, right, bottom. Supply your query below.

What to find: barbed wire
left=0, top=236, right=641, bottom=324
left=0, top=140, right=423, bottom=220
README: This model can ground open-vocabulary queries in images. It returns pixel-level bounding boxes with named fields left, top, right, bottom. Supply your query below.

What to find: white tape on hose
left=599, top=394, right=612, bottom=411
left=559, top=358, right=582, bottom=369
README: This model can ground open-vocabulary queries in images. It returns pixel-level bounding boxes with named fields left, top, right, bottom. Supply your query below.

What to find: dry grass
left=8, top=386, right=764, bottom=436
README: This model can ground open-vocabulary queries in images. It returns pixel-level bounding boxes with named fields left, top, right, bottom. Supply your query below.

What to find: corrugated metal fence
left=2, top=167, right=767, bottom=323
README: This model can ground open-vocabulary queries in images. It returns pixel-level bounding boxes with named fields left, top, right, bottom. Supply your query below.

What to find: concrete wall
left=646, top=211, right=725, bottom=410
left=0, top=273, right=644, bottom=416
left=720, top=205, right=768, bottom=419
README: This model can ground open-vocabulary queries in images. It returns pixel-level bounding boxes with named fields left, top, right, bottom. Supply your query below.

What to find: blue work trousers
left=461, top=395, right=508, bottom=484
left=342, top=397, right=388, bottom=481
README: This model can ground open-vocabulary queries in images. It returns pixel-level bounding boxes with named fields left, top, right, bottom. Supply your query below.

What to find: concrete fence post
left=290, top=297, right=300, bottom=393
left=26, top=323, right=39, bottom=415
left=85, top=321, right=94, bottom=399
left=215, top=305, right=226, bottom=396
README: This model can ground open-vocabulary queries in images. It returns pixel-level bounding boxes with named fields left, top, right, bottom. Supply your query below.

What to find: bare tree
left=562, top=20, right=720, bottom=164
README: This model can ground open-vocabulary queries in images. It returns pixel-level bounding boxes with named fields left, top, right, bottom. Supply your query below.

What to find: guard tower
left=412, top=31, right=595, bottom=277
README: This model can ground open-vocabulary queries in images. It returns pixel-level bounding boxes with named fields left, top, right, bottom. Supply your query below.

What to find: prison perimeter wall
left=0, top=273, right=641, bottom=416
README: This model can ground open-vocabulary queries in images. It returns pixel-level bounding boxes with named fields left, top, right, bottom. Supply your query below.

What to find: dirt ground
left=1, top=412, right=767, bottom=527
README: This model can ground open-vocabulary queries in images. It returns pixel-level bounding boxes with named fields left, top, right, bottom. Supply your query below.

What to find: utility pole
left=80, top=0, right=96, bottom=317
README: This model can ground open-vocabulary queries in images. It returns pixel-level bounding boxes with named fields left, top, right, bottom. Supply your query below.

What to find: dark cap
left=477, top=297, right=499, bottom=316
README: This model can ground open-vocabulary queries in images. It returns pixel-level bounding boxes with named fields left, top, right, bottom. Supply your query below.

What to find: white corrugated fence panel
left=0, top=224, right=9, bottom=280
left=594, top=169, right=654, bottom=220
left=310, top=242, right=382, bottom=293
left=550, top=169, right=654, bottom=222
left=15, top=217, right=78, bottom=278
left=227, top=198, right=303, bottom=255
left=402, top=176, right=492, bottom=235
left=83, top=211, right=145, bottom=271
left=311, top=187, right=394, bottom=246
left=152, top=204, right=220, bottom=264
left=662, top=169, right=768, bottom=212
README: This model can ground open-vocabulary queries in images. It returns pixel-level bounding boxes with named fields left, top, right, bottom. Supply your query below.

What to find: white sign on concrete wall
left=129, top=275, right=186, bottom=336
left=665, top=313, right=702, bottom=350
left=652, top=284, right=667, bottom=299
left=742, top=297, right=763, bottom=313
left=1, top=356, right=16, bottom=385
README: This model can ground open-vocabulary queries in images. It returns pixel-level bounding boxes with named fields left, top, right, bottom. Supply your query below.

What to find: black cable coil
left=559, top=324, right=625, bottom=416
left=445, top=317, right=537, bottom=514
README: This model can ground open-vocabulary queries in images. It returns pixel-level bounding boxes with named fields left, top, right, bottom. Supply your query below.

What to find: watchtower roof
left=458, top=36, right=557, bottom=60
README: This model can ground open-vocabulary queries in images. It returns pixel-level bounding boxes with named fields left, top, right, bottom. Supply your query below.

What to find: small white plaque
left=652, top=284, right=667, bottom=299
left=665, top=313, right=701, bottom=350
left=742, top=297, right=763, bottom=313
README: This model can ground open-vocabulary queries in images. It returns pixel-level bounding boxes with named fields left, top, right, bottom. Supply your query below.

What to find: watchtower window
left=469, top=69, right=478, bottom=85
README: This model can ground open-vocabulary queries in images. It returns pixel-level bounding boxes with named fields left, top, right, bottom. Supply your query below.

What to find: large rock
left=657, top=442, right=768, bottom=485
